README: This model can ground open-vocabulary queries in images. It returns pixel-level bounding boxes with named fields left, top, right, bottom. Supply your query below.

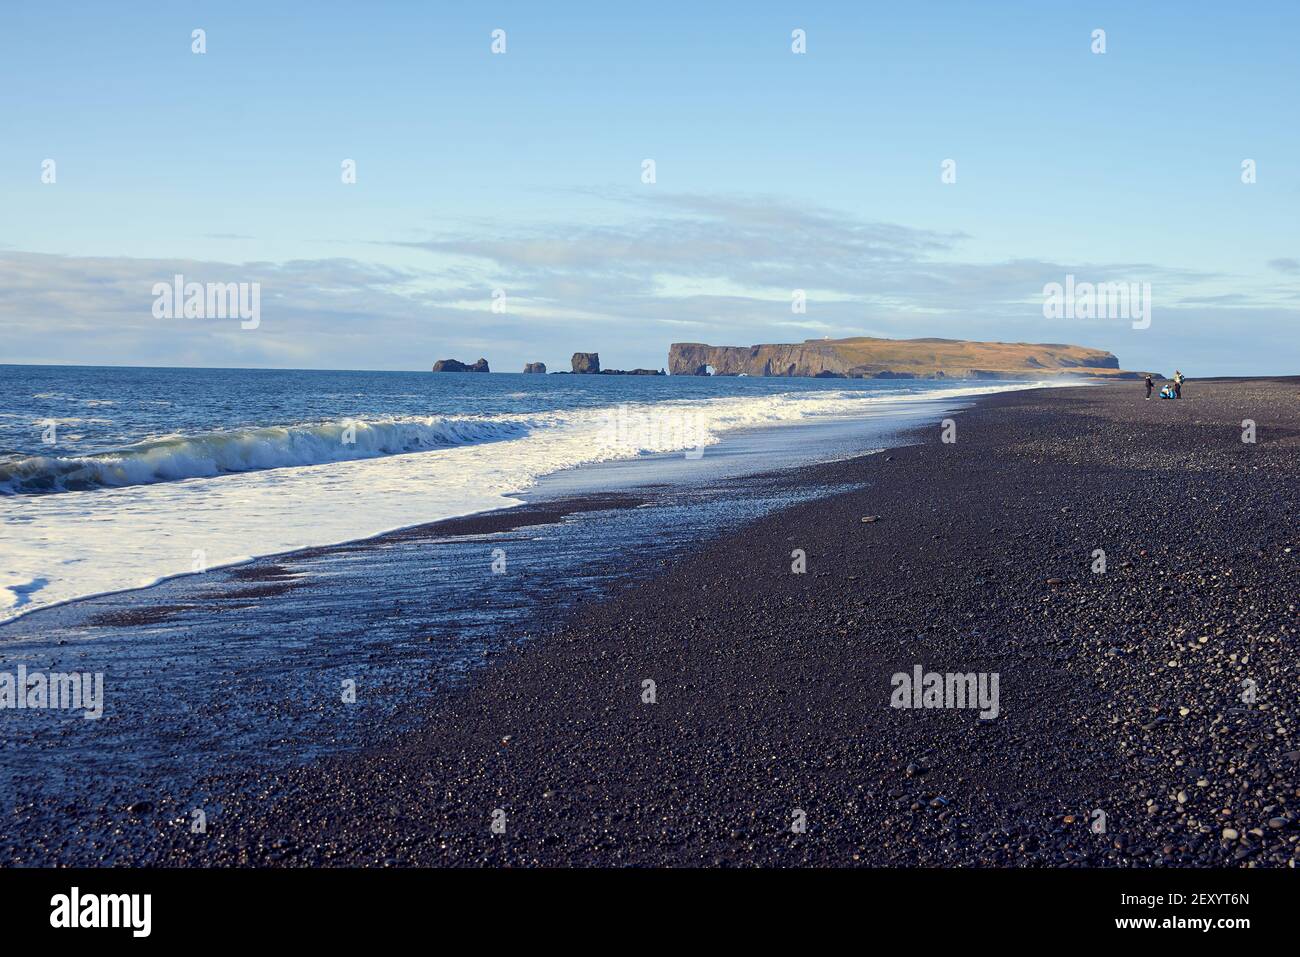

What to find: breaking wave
left=0, top=417, right=529, bottom=494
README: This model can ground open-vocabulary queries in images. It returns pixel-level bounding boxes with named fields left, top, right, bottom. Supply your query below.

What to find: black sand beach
left=6, top=379, right=1298, bottom=867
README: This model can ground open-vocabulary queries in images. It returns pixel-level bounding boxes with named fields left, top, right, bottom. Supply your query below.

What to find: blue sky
left=2, top=1, right=1297, bottom=374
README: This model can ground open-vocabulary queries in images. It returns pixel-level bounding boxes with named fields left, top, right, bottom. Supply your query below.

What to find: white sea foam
left=0, top=417, right=530, bottom=494
left=0, top=380, right=1076, bottom=622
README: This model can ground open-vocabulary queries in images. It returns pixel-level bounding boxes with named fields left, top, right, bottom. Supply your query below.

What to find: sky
left=1, top=1, right=1297, bottom=375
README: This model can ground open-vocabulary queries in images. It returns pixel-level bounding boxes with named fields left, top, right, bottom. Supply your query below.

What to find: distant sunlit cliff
left=668, top=337, right=1151, bottom=379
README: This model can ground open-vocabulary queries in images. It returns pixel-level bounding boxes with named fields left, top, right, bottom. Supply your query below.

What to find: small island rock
left=432, top=358, right=490, bottom=373
left=571, top=352, right=600, bottom=374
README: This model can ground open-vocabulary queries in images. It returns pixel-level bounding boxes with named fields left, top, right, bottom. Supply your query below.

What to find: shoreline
left=4, top=378, right=1297, bottom=866
left=0, top=377, right=1062, bottom=627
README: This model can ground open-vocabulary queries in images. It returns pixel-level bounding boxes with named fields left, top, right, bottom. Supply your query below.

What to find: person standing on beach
left=1144, top=374, right=1154, bottom=400
left=1173, top=370, right=1185, bottom=398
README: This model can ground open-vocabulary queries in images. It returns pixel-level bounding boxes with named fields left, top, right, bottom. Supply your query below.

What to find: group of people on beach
left=1144, top=370, right=1186, bottom=400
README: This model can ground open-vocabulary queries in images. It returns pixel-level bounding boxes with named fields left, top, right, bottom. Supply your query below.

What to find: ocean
left=0, top=364, right=1067, bottom=624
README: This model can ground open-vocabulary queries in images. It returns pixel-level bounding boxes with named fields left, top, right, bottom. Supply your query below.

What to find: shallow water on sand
left=0, top=473, right=860, bottom=815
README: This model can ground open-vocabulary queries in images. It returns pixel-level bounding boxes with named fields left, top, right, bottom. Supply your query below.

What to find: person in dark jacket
left=1144, top=374, right=1154, bottom=400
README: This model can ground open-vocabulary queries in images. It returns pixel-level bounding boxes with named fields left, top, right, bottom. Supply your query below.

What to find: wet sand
left=5, top=378, right=1298, bottom=866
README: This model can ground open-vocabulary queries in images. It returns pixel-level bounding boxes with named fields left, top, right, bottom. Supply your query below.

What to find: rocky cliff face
left=668, top=337, right=1143, bottom=379
left=571, top=352, right=600, bottom=374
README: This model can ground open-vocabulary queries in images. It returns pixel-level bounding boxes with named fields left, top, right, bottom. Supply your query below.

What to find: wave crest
left=0, top=417, right=528, bottom=494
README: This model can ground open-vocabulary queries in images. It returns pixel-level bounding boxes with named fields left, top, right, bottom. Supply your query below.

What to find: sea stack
left=523, top=362, right=547, bottom=374
left=571, top=352, right=600, bottom=374
left=432, top=358, right=490, bottom=373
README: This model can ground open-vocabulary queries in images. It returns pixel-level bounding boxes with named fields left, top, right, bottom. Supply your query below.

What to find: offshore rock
left=432, top=358, right=490, bottom=373
left=571, top=352, right=601, bottom=374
